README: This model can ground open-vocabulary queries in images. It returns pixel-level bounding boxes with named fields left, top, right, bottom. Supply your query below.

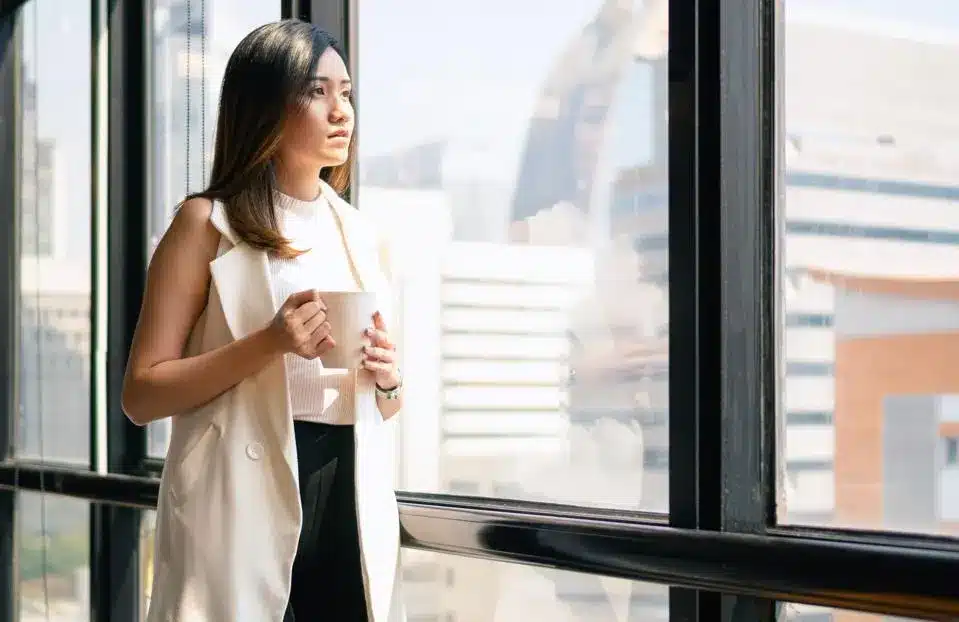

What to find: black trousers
left=284, top=421, right=368, bottom=621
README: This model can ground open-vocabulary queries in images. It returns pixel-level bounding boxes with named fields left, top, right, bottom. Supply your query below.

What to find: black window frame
left=0, top=0, right=957, bottom=621
left=0, top=11, right=21, bottom=622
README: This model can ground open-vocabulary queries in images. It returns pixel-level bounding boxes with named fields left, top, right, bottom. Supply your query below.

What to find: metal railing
left=2, top=462, right=958, bottom=620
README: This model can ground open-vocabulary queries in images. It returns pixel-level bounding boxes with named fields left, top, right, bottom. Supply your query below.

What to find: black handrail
left=2, top=462, right=958, bottom=620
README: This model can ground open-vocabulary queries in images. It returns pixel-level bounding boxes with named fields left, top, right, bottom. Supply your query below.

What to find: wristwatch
left=375, top=371, right=403, bottom=400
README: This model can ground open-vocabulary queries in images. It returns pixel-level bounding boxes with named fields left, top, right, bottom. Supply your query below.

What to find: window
left=778, top=0, right=959, bottom=535
left=944, top=437, right=959, bottom=467
left=780, top=605, right=834, bottom=622
left=781, top=601, right=928, bottom=621
left=787, top=411, right=833, bottom=426
left=787, top=220, right=959, bottom=245
left=140, top=510, right=157, bottom=617
left=17, top=493, right=90, bottom=621
left=145, top=0, right=281, bottom=458
left=16, top=0, right=92, bottom=466
left=400, top=550, right=667, bottom=621
left=785, top=362, right=834, bottom=377
left=939, top=435, right=959, bottom=522
left=0, top=0, right=957, bottom=620
left=785, top=313, right=834, bottom=328
left=358, top=0, right=669, bottom=512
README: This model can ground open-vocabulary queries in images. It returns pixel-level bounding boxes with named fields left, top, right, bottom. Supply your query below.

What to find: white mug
left=318, top=291, right=379, bottom=370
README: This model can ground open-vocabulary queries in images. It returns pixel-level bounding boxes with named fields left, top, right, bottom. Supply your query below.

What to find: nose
left=329, top=99, right=351, bottom=124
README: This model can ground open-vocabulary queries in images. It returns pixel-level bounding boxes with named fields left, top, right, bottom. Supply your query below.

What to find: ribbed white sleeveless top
left=269, top=191, right=359, bottom=425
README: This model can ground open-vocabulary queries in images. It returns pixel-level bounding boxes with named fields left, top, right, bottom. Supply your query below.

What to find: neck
left=273, top=158, right=325, bottom=201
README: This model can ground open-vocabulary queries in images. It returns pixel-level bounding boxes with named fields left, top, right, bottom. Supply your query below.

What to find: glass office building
left=0, top=0, right=957, bottom=620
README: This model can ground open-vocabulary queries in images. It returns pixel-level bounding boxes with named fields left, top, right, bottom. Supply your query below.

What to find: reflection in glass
left=402, top=550, right=667, bottom=621
left=17, top=0, right=92, bottom=465
left=778, top=1, right=959, bottom=536
left=145, top=0, right=280, bottom=457
left=18, top=493, right=90, bottom=622
left=781, top=601, right=921, bottom=622
left=359, top=0, right=669, bottom=512
left=140, top=517, right=668, bottom=620
left=140, top=511, right=156, bottom=617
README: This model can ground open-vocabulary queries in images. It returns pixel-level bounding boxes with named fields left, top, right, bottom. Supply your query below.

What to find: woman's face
left=279, top=47, right=354, bottom=169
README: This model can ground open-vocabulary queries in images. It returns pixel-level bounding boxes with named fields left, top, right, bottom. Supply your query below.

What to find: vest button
left=246, top=442, right=264, bottom=461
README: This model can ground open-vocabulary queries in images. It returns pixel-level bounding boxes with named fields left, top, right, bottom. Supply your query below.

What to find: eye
left=341, top=89, right=352, bottom=100
left=311, top=86, right=326, bottom=97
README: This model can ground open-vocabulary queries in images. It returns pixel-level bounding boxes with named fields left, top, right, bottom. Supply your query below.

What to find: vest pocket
left=168, top=421, right=221, bottom=508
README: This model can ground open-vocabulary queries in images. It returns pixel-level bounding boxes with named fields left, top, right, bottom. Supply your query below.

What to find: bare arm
left=122, top=199, right=336, bottom=425
left=373, top=238, right=402, bottom=420
left=368, top=313, right=402, bottom=421
left=375, top=388, right=403, bottom=421
left=120, top=198, right=279, bottom=425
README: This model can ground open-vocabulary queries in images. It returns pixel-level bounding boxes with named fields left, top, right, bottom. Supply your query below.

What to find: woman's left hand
left=363, top=311, right=400, bottom=389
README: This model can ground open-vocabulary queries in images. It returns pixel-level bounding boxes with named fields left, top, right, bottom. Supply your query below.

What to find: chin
left=319, top=149, right=349, bottom=167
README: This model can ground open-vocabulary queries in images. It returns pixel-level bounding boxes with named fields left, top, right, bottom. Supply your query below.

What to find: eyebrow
left=311, top=76, right=352, bottom=86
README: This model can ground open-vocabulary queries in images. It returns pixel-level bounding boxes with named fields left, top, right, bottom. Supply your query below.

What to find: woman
left=122, top=20, right=405, bottom=621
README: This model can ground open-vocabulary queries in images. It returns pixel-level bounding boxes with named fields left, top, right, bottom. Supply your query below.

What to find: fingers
left=307, top=318, right=332, bottom=347
left=311, top=334, right=335, bottom=356
left=365, top=312, right=391, bottom=348
left=363, top=346, right=394, bottom=364
left=286, top=288, right=321, bottom=309
left=362, top=360, right=392, bottom=374
left=303, top=314, right=331, bottom=338
left=364, top=327, right=393, bottom=350
left=315, top=337, right=336, bottom=356
left=372, top=310, right=387, bottom=332
left=294, top=299, right=327, bottom=324
left=297, top=323, right=333, bottom=360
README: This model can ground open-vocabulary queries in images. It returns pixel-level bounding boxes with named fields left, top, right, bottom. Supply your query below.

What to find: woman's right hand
left=267, top=289, right=335, bottom=359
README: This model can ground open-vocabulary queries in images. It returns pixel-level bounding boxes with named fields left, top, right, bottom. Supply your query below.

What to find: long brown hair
left=186, top=19, right=354, bottom=259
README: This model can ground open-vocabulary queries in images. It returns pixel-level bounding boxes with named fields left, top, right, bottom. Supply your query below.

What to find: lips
left=328, top=130, right=349, bottom=139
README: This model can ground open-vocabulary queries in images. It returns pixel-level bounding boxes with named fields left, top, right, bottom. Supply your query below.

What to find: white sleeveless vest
left=145, top=181, right=406, bottom=622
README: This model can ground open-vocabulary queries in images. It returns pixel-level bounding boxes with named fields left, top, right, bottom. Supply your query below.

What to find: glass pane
left=16, top=0, right=92, bottom=465
left=140, top=510, right=156, bottom=617
left=141, top=508, right=666, bottom=619
left=359, top=1, right=669, bottom=511
left=402, top=550, right=667, bottom=621
left=781, top=601, right=921, bottom=621
left=18, top=492, right=90, bottom=621
left=145, top=0, right=281, bottom=457
left=777, top=1, right=959, bottom=535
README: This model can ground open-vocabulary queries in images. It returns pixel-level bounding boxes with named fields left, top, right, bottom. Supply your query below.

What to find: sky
left=788, top=0, right=959, bottom=41
left=19, top=0, right=959, bottom=263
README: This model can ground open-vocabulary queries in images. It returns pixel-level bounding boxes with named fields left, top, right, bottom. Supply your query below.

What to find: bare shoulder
left=173, top=196, right=216, bottom=230
left=165, top=196, right=220, bottom=256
